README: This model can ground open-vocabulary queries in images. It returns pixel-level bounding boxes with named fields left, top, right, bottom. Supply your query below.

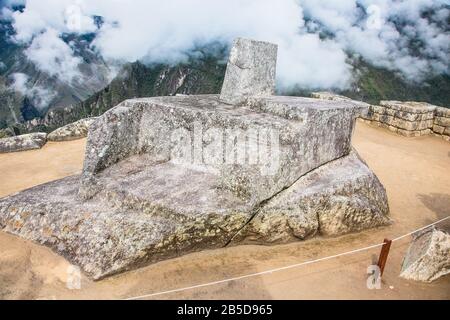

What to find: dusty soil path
left=0, top=121, right=449, bottom=300
left=0, top=139, right=86, bottom=198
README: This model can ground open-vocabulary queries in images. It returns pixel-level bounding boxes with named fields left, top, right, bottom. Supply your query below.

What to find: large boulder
left=0, top=150, right=390, bottom=280
left=0, top=133, right=47, bottom=153
left=0, top=38, right=390, bottom=280
left=47, top=117, right=97, bottom=142
left=400, top=228, right=450, bottom=282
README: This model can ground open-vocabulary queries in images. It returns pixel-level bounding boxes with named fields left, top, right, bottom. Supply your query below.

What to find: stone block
left=220, top=38, right=277, bottom=105
left=433, top=124, right=445, bottom=135
left=380, top=101, right=437, bottom=114
left=400, top=228, right=450, bottom=282
left=0, top=133, right=47, bottom=153
left=48, top=117, right=97, bottom=142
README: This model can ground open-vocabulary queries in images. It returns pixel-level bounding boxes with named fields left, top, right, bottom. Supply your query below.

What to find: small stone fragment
left=400, top=228, right=450, bottom=283
left=0, top=132, right=47, bottom=153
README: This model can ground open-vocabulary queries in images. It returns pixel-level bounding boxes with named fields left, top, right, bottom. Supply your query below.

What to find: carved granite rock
left=220, top=38, right=277, bottom=105
left=400, top=228, right=450, bottom=282
left=0, top=38, right=390, bottom=280
left=0, top=132, right=47, bottom=153
left=47, top=118, right=97, bottom=142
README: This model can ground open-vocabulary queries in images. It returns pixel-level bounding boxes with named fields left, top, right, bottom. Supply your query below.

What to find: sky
left=1, top=0, right=449, bottom=93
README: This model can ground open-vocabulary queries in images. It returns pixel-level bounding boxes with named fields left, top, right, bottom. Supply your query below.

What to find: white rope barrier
left=124, top=215, right=450, bottom=300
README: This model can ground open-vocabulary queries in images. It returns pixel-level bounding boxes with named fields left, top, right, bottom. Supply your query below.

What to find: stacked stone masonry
left=433, top=107, right=450, bottom=141
left=365, top=101, right=435, bottom=138
left=312, top=92, right=449, bottom=141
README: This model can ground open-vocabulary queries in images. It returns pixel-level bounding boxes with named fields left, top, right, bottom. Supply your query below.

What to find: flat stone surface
left=48, top=118, right=97, bottom=142
left=400, top=228, right=450, bottom=282
left=311, top=92, right=353, bottom=102
left=0, top=133, right=47, bottom=153
left=220, top=38, right=277, bottom=105
left=0, top=151, right=390, bottom=280
left=435, top=107, right=450, bottom=118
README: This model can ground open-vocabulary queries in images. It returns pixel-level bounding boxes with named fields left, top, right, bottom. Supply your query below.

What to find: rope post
left=377, top=238, right=392, bottom=277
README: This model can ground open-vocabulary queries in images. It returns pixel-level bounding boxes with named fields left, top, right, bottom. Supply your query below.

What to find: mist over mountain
left=0, top=0, right=449, bottom=134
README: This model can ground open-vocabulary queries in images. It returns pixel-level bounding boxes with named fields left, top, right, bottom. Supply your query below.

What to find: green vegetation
left=340, top=59, right=450, bottom=107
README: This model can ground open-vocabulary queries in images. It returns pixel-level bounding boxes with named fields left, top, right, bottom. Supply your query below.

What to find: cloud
left=24, top=28, right=83, bottom=84
left=300, top=0, right=450, bottom=80
left=9, top=72, right=57, bottom=109
left=2, top=0, right=449, bottom=91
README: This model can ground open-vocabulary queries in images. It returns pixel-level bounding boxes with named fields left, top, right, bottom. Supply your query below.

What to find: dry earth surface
left=0, top=120, right=449, bottom=300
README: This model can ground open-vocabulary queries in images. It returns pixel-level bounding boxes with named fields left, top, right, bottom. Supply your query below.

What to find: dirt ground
left=0, top=121, right=449, bottom=300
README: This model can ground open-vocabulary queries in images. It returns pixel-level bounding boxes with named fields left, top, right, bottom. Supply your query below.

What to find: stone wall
left=311, top=92, right=449, bottom=142
left=363, top=101, right=435, bottom=137
left=433, top=107, right=450, bottom=142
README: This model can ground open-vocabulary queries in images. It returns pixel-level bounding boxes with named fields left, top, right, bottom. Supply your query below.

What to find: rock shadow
left=417, top=193, right=450, bottom=231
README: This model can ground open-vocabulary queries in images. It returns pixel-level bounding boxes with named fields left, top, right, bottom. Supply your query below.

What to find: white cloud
left=24, top=28, right=83, bottom=84
left=10, top=0, right=96, bottom=42
left=301, top=0, right=450, bottom=80
left=9, top=72, right=57, bottom=110
left=2, top=0, right=449, bottom=90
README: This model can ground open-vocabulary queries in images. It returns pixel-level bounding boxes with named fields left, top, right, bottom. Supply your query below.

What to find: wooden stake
left=377, top=238, right=392, bottom=277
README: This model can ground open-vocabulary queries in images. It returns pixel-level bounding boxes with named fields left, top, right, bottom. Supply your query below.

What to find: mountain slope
left=0, top=19, right=112, bottom=129
left=340, top=59, right=450, bottom=107
left=13, top=50, right=227, bottom=133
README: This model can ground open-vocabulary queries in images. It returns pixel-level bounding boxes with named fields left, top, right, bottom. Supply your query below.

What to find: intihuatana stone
left=220, top=38, right=277, bottom=105
left=400, top=228, right=450, bottom=283
left=47, top=118, right=97, bottom=141
left=0, top=38, right=390, bottom=279
left=0, top=132, right=47, bottom=153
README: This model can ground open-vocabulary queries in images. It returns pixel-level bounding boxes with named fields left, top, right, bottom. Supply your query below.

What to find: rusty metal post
left=377, top=238, right=392, bottom=277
